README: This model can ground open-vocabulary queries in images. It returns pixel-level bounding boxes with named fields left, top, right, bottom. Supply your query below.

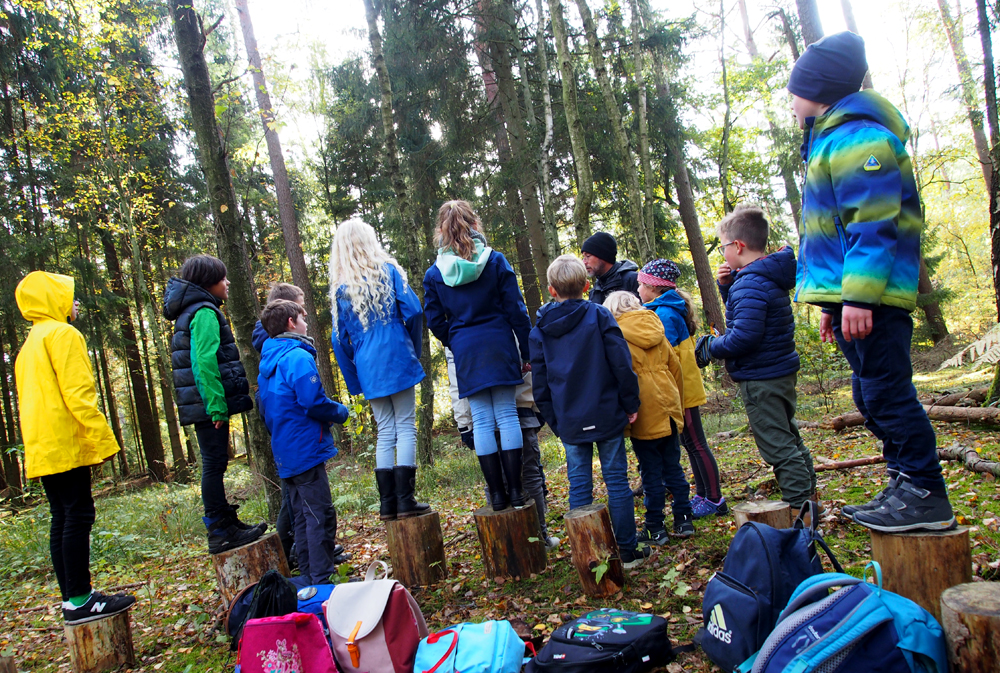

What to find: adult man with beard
left=581, top=232, right=641, bottom=305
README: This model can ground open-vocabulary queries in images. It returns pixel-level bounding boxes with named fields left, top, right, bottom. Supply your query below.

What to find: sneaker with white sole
left=842, top=469, right=899, bottom=519
left=636, top=526, right=669, bottom=546
left=544, top=535, right=560, bottom=551
left=691, top=495, right=728, bottom=519
left=853, top=474, right=956, bottom=533
left=620, top=544, right=652, bottom=569
left=63, top=591, right=136, bottom=624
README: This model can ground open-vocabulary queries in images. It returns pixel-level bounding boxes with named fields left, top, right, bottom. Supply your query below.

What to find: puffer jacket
left=616, top=309, right=684, bottom=440
left=15, top=272, right=119, bottom=478
left=710, top=246, right=801, bottom=381
left=589, top=260, right=640, bottom=305
left=796, top=89, right=922, bottom=311
left=644, top=292, right=707, bottom=409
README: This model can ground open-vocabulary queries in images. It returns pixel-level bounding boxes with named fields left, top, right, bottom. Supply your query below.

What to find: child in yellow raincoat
left=15, top=271, right=136, bottom=624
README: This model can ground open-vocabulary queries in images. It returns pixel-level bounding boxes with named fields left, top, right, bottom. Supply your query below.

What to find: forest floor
left=1, top=365, right=999, bottom=672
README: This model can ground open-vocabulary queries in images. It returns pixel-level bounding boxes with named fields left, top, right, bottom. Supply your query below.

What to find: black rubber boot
left=393, top=466, right=430, bottom=519
left=499, top=449, right=525, bottom=508
left=478, top=452, right=509, bottom=511
left=375, top=468, right=397, bottom=521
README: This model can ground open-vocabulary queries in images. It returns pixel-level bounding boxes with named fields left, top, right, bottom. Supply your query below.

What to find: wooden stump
left=564, top=504, right=625, bottom=598
left=386, top=510, right=447, bottom=588
left=733, top=500, right=792, bottom=529
left=211, top=531, right=289, bottom=606
left=0, top=655, right=15, bottom=673
left=65, top=610, right=136, bottom=673
left=870, top=526, right=972, bottom=621
left=473, top=500, right=547, bottom=580
left=940, top=582, right=1000, bottom=673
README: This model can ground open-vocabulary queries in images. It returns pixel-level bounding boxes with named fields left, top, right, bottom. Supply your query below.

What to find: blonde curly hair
left=329, top=218, right=408, bottom=333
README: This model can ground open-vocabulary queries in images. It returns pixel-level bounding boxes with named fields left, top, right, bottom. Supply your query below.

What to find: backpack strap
left=421, top=629, right=459, bottom=673
left=785, top=593, right=895, bottom=671
left=811, top=533, right=845, bottom=574
left=778, top=573, right=865, bottom=622
left=365, top=560, right=389, bottom=581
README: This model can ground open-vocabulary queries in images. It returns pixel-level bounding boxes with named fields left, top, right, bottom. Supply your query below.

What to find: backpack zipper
left=746, top=525, right=780, bottom=613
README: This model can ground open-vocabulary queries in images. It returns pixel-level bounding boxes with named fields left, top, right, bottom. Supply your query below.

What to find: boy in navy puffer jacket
left=258, top=300, right=349, bottom=584
left=701, top=206, right=816, bottom=514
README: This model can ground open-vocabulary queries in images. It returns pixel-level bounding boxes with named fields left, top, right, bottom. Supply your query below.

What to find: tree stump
left=733, top=500, right=792, bottom=529
left=386, top=510, right=447, bottom=588
left=940, top=582, right=1000, bottom=673
left=0, top=655, right=15, bottom=673
left=564, top=504, right=625, bottom=598
left=211, top=531, right=289, bottom=606
left=64, top=610, right=136, bottom=673
left=869, top=526, right=972, bottom=621
left=473, top=500, right=547, bottom=580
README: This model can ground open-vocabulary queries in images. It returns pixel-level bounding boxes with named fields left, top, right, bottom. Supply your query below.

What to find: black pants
left=195, top=420, right=231, bottom=519
left=277, top=482, right=294, bottom=560
left=286, top=463, right=339, bottom=584
left=41, top=466, right=95, bottom=600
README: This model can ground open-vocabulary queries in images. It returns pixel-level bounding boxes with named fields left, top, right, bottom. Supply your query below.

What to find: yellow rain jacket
left=617, top=309, right=685, bottom=440
left=14, top=271, right=119, bottom=479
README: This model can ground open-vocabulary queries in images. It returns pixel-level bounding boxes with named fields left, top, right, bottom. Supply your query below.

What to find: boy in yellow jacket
left=15, top=271, right=136, bottom=624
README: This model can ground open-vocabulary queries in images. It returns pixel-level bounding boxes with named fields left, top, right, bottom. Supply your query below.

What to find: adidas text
left=707, top=621, right=732, bottom=644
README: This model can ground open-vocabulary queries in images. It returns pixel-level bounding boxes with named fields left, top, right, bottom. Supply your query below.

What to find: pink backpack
left=237, top=612, right=337, bottom=673
left=324, top=561, right=429, bottom=673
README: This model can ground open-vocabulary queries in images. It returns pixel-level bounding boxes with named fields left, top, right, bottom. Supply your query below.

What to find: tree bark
left=732, top=501, right=792, bottom=529
left=64, top=610, right=136, bottom=672
left=0, top=335, right=22, bottom=495
left=940, top=583, right=1000, bottom=673
left=474, top=504, right=547, bottom=580
left=533, top=0, right=561, bottom=262
left=96, top=340, right=127, bottom=476
left=211, top=532, right=289, bottom=606
left=840, top=0, right=874, bottom=89
left=719, top=0, right=734, bottom=214
left=629, top=0, right=656, bottom=250
left=917, top=256, right=949, bottom=344
left=169, top=0, right=281, bottom=517
left=773, top=8, right=801, bottom=61
left=563, top=503, right=625, bottom=597
left=796, top=0, right=824, bottom=47
left=386, top=511, right=448, bottom=588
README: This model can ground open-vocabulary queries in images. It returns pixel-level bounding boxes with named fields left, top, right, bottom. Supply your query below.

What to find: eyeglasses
left=719, top=241, right=738, bottom=251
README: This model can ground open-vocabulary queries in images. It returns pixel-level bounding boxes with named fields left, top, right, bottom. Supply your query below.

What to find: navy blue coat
left=424, top=250, right=531, bottom=398
left=529, top=299, right=640, bottom=445
left=710, top=246, right=801, bottom=381
left=252, top=320, right=268, bottom=354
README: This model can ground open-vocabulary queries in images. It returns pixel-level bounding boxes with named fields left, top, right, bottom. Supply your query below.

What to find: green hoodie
left=434, top=240, right=492, bottom=287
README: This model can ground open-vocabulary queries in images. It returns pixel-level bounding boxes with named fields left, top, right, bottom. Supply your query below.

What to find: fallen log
left=926, top=387, right=988, bottom=407
left=824, top=404, right=1000, bottom=431
left=814, top=455, right=886, bottom=472
left=812, top=444, right=1000, bottom=477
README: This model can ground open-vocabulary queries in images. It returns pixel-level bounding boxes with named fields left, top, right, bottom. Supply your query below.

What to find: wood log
left=64, top=610, right=136, bottom=673
left=211, top=531, right=289, bottom=606
left=869, top=526, right=972, bottom=621
left=386, top=510, right=447, bottom=588
left=825, top=404, right=1000, bottom=431
left=814, top=455, right=887, bottom=472
left=563, top=503, right=625, bottom=598
left=0, top=656, right=15, bottom=673
left=473, top=500, right=547, bottom=580
left=733, top=500, right=792, bottom=529
left=926, top=387, right=988, bottom=407
left=810, top=445, right=1000, bottom=477
left=940, top=582, right=1000, bottom=673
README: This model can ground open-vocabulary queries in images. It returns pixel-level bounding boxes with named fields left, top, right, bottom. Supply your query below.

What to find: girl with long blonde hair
left=329, top=218, right=428, bottom=520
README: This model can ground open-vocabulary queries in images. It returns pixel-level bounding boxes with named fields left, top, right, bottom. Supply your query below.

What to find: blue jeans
left=468, top=386, right=522, bottom=456
left=832, top=306, right=944, bottom=491
left=632, top=429, right=691, bottom=530
left=562, top=436, right=637, bottom=551
left=370, top=387, right=417, bottom=468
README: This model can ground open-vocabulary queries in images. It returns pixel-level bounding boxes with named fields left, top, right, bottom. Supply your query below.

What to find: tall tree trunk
left=917, top=257, right=949, bottom=344
left=96, top=339, right=128, bottom=476
left=548, top=0, right=593, bottom=246
left=773, top=8, right=801, bottom=61
left=169, top=0, right=281, bottom=516
left=796, top=0, right=824, bottom=47
left=840, top=0, right=874, bottom=89
left=674, top=157, right=726, bottom=334
left=719, top=0, right=734, bottom=214
left=629, top=0, right=656, bottom=251
left=533, top=0, right=561, bottom=261
left=234, top=0, right=339, bottom=397
left=574, top=0, right=650, bottom=258
left=0, top=335, right=21, bottom=496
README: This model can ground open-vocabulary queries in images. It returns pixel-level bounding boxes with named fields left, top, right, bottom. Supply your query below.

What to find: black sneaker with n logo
left=63, top=591, right=136, bottom=625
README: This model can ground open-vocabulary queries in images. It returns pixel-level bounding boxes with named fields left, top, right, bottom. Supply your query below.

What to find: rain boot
left=478, top=452, right=509, bottom=511
left=499, top=449, right=525, bottom=507
left=393, top=465, right=430, bottom=519
left=375, top=468, right=397, bottom=521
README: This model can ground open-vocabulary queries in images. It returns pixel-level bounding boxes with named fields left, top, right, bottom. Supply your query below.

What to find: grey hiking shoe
left=842, top=469, right=899, bottom=519
left=621, top=544, right=652, bottom=569
left=853, top=474, right=956, bottom=533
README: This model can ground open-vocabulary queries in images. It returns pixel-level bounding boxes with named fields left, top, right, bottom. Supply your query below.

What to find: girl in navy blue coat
left=330, top=218, right=429, bottom=521
left=423, top=200, right=532, bottom=511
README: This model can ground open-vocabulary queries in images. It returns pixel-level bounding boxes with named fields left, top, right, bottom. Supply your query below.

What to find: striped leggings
left=680, top=406, right=722, bottom=501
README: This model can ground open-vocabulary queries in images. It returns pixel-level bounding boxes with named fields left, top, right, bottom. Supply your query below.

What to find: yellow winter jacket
left=14, top=272, right=119, bottom=479
left=617, top=310, right=685, bottom=440
left=676, top=336, right=708, bottom=409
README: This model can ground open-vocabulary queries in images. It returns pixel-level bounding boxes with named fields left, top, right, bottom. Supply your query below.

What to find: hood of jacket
left=536, top=299, right=590, bottom=338
left=16, top=271, right=74, bottom=323
left=617, top=309, right=666, bottom=350
left=162, top=276, right=222, bottom=321
left=805, top=90, right=909, bottom=159
left=598, top=259, right=639, bottom=285
left=260, top=334, right=317, bottom=378
left=645, top=289, right=687, bottom=318
left=736, top=246, right=797, bottom=292
left=435, top=240, right=492, bottom=287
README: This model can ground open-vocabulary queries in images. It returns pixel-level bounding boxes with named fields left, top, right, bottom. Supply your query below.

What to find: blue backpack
left=297, top=584, right=335, bottom=645
left=736, top=562, right=948, bottom=673
left=699, top=503, right=842, bottom=671
left=413, top=621, right=526, bottom=673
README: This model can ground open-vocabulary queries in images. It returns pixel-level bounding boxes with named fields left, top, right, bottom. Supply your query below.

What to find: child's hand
left=627, top=411, right=638, bottom=424
left=717, top=262, right=733, bottom=286
left=213, top=420, right=225, bottom=430
left=819, top=312, right=835, bottom=343
left=840, top=306, right=872, bottom=342
left=521, top=361, right=532, bottom=373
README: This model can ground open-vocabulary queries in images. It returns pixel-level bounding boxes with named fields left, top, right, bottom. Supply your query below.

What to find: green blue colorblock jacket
left=796, top=90, right=922, bottom=312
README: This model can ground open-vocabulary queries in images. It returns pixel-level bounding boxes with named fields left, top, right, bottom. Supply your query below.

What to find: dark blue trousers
left=832, top=305, right=945, bottom=491
left=631, top=423, right=691, bottom=530
left=285, top=462, right=338, bottom=584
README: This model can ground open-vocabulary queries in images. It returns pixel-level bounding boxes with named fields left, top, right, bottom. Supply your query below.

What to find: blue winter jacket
left=424, top=247, right=531, bottom=398
left=710, top=246, right=801, bottom=381
left=252, top=320, right=268, bottom=354
left=529, top=299, right=640, bottom=445
left=644, top=291, right=690, bottom=347
left=331, top=263, right=425, bottom=400
left=257, top=336, right=350, bottom=479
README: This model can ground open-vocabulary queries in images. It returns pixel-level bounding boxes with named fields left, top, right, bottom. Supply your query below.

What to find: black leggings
left=41, top=466, right=95, bottom=600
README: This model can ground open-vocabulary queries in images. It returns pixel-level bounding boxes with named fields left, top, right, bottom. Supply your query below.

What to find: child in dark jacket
left=258, top=300, right=349, bottom=585
left=700, top=205, right=816, bottom=514
left=424, top=200, right=532, bottom=512
left=531, top=255, right=649, bottom=568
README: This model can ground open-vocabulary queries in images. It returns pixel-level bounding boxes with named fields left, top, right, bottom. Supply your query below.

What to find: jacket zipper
left=833, top=216, right=848, bottom=257
left=797, top=124, right=819, bottom=299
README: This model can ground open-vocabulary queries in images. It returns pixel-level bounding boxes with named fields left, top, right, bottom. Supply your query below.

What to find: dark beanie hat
left=787, top=31, right=868, bottom=105
left=581, top=231, right=617, bottom=264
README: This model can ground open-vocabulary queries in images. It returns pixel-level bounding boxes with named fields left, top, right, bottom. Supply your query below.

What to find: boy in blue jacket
left=788, top=31, right=954, bottom=531
left=698, top=206, right=816, bottom=515
left=258, top=300, right=350, bottom=584
left=530, top=255, right=649, bottom=568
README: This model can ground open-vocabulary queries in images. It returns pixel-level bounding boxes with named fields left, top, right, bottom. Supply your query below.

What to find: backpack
left=226, top=570, right=299, bottom=651
left=297, top=584, right=336, bottom=646
left=525, top=608, right=686, bottom=673
left=236, top=612, right=337, bottom=673
left=324, top=561, right=429, bottom=673
left=736, top=562, right=948, bottom=673
left=698, top=503, right=842, bottom=672
left=413, top=621, right=527, bottom=673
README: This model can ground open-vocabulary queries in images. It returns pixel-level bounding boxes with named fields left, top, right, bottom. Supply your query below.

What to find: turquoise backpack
left=413, top=621, right=527, bottom=673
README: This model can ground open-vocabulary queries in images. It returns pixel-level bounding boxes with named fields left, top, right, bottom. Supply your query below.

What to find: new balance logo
left=91, top=602, right=106, bottom=613
left=707, top=604, right=732, bottom=644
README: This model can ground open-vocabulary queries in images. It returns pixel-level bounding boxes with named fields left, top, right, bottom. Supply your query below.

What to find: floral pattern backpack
left=236, top=612, right=337, bottom=673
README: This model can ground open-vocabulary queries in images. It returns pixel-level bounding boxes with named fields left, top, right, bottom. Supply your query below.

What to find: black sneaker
left=225, top=505, right=269, bottom=535
left=853, top=475, right=956, bottom=533
left=333, top=551, right=352, bottom=565
left=63, top=592, right=136, bottom=625
left=621, top=544, right=652, bottom=569
left=672, top=513, right=695, bottom=538
left=636, top=526, right=669, bottom=546
left=842, top=469, right=899, bottom=519
left=208, top=520, right=265, bottom=554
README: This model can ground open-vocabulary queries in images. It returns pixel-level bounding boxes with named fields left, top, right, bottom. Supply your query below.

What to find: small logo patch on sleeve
left=864, top=154, right=881, bottom=171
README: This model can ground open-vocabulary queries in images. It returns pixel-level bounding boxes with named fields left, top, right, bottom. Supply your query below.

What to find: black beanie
left=787, top=31, right=868, bottom=105
left=581, top=231, right=617, bottom=264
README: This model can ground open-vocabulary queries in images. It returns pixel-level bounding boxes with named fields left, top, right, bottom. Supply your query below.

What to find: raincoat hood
left=617, top=309, right=667, bottom=350
left=645, top=288, right=688, bottom=319
left=260, top=335, right=316, bottom=378
left=536, top=299, right=590, bottom=338
left=736, top=246, right=797, bottom=292
left=162, top=276, right=221, bottom=321
left=434, top=240, right=492, bottom=287
left=16, top=271, right=74, bottom=323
